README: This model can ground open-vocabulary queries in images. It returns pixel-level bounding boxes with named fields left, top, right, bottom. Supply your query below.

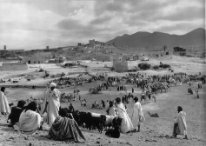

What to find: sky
left=0, top=0, right=205, bottom=50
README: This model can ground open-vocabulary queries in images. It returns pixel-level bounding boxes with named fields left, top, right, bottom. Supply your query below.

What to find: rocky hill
left=108, top=28, right=205, bottom=51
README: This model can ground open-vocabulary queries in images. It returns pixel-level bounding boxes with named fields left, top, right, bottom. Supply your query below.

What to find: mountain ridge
left=107, top=28, right=205, bottom=50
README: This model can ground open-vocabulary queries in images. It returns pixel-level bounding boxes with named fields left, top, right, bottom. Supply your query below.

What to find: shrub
left=138, top=63, right=151, bottom=70
left=159, top=64, right=171, bottom=69
left=153, top=65, right=159, bottom=70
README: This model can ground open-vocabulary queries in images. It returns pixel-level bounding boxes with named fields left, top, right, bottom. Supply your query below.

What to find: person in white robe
left=41, top=82, right=61, bottom=127
left=173, top=106, right=188, bottom=139
left=115, top=97, right=134, bottom=133
left=131, top=97, right=144, bottom=132
left=0, top=87, right=10, bottom=115
left=18, top=101, right=42, bottom=133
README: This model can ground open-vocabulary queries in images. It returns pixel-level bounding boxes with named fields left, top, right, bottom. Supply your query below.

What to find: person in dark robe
left=68, top=102, right=74, bottom=113
left=132, top=88, right=134, bottom=93
left=48, top=115, right=86, bottom=142
left=7, top=100, right=26, bottom=127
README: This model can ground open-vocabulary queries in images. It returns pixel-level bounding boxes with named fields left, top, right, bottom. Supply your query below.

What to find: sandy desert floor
left=0, top=56, right=205, bottom=146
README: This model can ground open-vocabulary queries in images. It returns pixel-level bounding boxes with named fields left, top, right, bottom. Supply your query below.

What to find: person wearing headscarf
left=48, top=115, right=86, bottom=142
left=131, top=97, right=144, bottom=132
left=0, top=87, right=11, bottom=115
left=8, top=100, right=26, bottom=127
left=173, top=106, right=188, bottom=139
left=18, top=101, right=42, bottom=133
left=115, top=97, right=134, bottom=133
left=42, top=82, right=61, bottom=127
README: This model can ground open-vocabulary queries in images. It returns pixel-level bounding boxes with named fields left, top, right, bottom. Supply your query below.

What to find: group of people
left=106, top=97, right=188, bottom=139
left=106, top=96, right=144, bottom=133
left=0, top=81, right=188, bottom=142
left=1, top=83, right=86, bottom=142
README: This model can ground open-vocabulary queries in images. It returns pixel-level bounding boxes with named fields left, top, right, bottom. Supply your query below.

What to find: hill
left=108, top=28, right=205, bottom=51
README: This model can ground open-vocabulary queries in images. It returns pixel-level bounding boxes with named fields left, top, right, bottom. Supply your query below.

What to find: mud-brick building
left=112, top=56, right=128, bottom=72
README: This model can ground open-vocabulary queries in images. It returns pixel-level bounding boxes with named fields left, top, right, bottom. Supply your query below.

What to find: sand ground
left=0, top=56, right=205, bottom=146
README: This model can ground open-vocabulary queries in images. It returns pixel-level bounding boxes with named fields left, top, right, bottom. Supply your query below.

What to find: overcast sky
left=0, top=0, right=205, bottom=50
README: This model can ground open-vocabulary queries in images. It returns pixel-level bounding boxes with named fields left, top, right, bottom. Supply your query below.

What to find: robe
left=0, top=91, right=10, bottom=114
left=174, top=111, right=187, bottom=136
left=108, top=106, right=117, bottom=116
left=18, top=110, right=42, bottom=133
left=49, top=116, right=86, bottom=142
left=116, top=103, right=134, bottom=133
left=132, top=102, right=144, bottom=127
left=42, top=88, right=61, bottom=127
left=8, top=106, right=24, bottom=126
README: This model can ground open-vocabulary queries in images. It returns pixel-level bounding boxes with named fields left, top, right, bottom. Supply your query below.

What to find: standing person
left=115, top=97, right=134, bottom=133
left=195, top=88, right=199, bottom=99
left=68, top=102, right=74, bottom=113
left=105, top=100, right=110, bottom=109
left=42, top=82, right=61, bottom=127
left=173, top=106, right=188, bottom=139
left=0, top=87, right=10, bottom=115
left=131, top=97, right=144, bottom=132
left=132, top=88, right=134, bottom=93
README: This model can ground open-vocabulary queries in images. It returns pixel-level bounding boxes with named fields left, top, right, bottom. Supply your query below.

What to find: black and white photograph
left=0, top=0, right=205, bottom=145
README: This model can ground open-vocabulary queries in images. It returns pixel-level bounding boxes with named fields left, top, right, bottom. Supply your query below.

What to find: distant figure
left=68, top=102, right=74, bottom=113
left=115, top=97, right=134, bottom=133
left=131, top=97, right=144, bottom=132
left=81, top=99, right=87, bottom=107
left=132, top=88, right=134, bottom=93
left=197, top=82, right=202, bottom=89
left=105, top=100, right=109, bottom=109
left=151, top=94, right=157, bottom=102
left=0, top=87, right=11, bottom=115
left=8, top=100, right=26, bottom=127
left=101, top=100, right=105, bottom=108
left=140, top=89, right=146, bottom=102
left=18, top=101, right=42, bottom=133
left=195, top=89, right=199, bottom=99
left=173, top=106, right=188, bottom=139
left=187, top=88, right=193, bottom=94
left=42, top=82, right=61, bottom=127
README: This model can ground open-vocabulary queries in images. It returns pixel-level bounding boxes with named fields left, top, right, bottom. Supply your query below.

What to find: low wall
left=0, top=62, right=28, bottom=71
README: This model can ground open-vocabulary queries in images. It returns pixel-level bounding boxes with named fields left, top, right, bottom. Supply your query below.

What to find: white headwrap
left=50, top=82, right=57, bottom=87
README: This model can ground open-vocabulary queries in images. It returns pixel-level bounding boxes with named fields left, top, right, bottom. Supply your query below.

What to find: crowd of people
left=0, top=71, right=202, bottom=143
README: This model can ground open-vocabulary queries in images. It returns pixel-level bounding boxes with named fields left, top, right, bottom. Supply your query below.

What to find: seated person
left=48, top=113, right=86, bottom=143
left=18, top=101, right=42, bottom=133
left=8, top=100, right=26, bottom=127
